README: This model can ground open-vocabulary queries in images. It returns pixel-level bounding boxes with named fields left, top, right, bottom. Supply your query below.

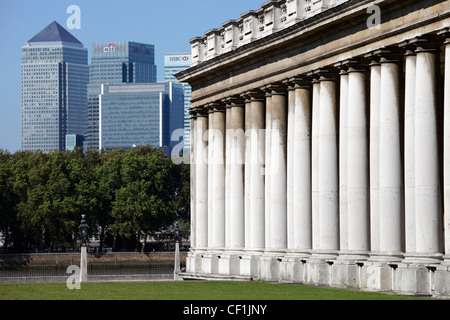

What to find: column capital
left=263, top=82, right=288, bottom=95
left=260, top=84, right=273, bottom=96
left=438, top=28, right=450, bottom=44
left=308, top=67, right=339, bottom=81
left=245, top=89, right=266, bottom=101
left=188, top=107, right=198, bottom=119
left=364, top=52, right=381, bottom=66
left=372, top=47, right=405, bottom=63
left=223, top=95, right=245, bottom=107
left=283, top=76, right=311, bottom=90
left=400, top=35, right=442, bottom=53
left=240, top=92, right=252, bottom=103
left=194, top=106, right=209, bottom=118
left=398, top=40, right=417, bottom=57
left=335, top=58, right=368, bottom=73
left=207, top=101, right=226, bottom=113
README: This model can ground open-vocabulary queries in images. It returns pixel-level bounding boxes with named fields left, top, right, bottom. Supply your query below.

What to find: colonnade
left=186, top=31, right=450, bottom=294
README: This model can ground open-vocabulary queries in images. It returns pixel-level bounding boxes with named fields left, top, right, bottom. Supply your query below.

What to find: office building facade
left=99, top=82, right=183, bottom=153
left=164, top=53, right=192, bottom=150
left=21, top=21, right=88, bottom=152
left=86, top=41, right=157, bottom=150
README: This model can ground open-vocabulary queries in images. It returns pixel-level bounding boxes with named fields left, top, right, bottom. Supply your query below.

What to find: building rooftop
left=28, top=21, right=82, bottom=44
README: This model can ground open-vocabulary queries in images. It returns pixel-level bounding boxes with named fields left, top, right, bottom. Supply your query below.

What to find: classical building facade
left=176, top=0, right=450, bottom=298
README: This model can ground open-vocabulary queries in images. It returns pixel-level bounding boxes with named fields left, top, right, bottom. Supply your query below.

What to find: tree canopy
left=0, top=146, right=190, bottom=253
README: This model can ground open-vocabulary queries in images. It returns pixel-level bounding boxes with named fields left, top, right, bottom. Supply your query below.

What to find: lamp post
left=174, top=223, right=181, bottom=281
left=79, top=214, right=88, bottom=283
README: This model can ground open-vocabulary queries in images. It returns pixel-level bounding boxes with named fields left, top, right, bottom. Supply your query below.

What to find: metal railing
left=0, top=254, right=186, bottom=279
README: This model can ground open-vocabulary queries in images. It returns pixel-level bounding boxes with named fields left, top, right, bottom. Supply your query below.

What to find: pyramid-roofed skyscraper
left=21, top=21, right=88, bottom=152
left=28, top=21, right=82, bottom=44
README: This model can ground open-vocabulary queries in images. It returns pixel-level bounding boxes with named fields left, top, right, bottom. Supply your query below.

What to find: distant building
left=66, top=134, right=84, bottom=151
left=21, top=21, right=88, bottom=152
left=164, top=53, right=191, bottom=150
left=99, top=82, right=184, bottom=154
left=86, top=41, right=157, bottom=150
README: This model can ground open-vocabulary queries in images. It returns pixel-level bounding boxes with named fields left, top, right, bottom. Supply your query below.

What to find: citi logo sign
left=104, top=43, right=116, bottom=53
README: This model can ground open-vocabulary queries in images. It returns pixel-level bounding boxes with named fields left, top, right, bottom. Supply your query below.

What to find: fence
left=0, top=252, right=186, bottom=281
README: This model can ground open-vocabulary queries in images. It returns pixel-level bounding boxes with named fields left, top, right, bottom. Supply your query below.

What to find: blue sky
left=0, top=0, right=265, bottom=153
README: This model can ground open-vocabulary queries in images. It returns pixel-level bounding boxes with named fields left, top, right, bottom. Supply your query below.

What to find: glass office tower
left=99, top=82, right=184, bottom=154
left=21, top=21, right=88, bottom=152
left=86, top=41, right=157, bottom=150
left=164, top=53, right=192, bottom=150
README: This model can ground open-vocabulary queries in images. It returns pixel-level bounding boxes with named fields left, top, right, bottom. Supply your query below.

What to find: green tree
left=110, top=146, right=179, bottom=252
left=0, top=150, right=14, bottom=252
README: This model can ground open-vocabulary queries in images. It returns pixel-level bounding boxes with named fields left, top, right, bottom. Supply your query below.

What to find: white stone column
left=195, top=109, right=209, bottom=251
left=285, top=80, right=296, bottom=251
left=211, top=103, right=226, bottom=250
left=343, top=63, right=370, bottom=260
left=411, top=39, right=443, bottom=261
left=376, top=50, right=404, bottom=262
left=311, top=69, right=339, bottom=259
left=269, top=84, right=288, bottom=251
left=207, top=107, right=215, bottom=249
left=241, top=90, right=266, bottom=278
left=260, top=84, right=286, bottom=281
left=189, top=111, right=197, bottom=251
left=262, top=86, right=272, bottom=249
left=442, top=30, right=450, bottom=263
left=248, top=90, right=266, bottom=251
left=287, top=77, right=313, bottom=254
left=402, top=46, right=417, bottom=258
left=219, top=97, right=245, bottom=276
left=224, top=101, right=232, bottom=250
left=281, top=77, right=312, bottom=282
left=242, top=93, right=252, bottom=250
left=311, top=77, right=321, bottom=252
left=366, top=56, right=381, bottom=255
left=228, top=97, right=246, bottom=251
left=337, top=67, right=349, bottom=255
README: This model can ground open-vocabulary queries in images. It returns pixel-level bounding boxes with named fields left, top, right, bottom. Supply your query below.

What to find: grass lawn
left=0, top=281, right=430, bottom=300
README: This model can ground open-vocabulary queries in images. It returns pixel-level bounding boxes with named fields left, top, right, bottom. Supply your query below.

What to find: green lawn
left=0, top=281, right=430, bottom=300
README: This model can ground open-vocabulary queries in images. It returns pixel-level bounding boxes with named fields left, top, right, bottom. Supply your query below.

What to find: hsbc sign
left=169, top=56, right=189, bottom=62
left=165, top=54, right=191, bottom=67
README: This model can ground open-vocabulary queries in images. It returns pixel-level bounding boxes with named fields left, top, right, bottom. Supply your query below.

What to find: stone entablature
left=190, top=0, right=349, bottom=66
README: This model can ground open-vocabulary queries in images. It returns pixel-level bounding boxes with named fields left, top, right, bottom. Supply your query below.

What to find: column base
left=395, top=263, right=437, bottom=296
left=260, top=250, right=286, bottom=281
left=218, top=251, right=243, bottom=276
left=279, top=252, right=310, bottom=283
left=402, top=252, right=443, bottom=265
left=360, top=261, right=398, bottom=292
left=239, top=250, right=263, bottom=279
left=435, top=264, right=450, bottom=298
left=201, top=252, right=220, bottom=275
left=331, top=259, right=364, bottom=289
left=310, top=249, right=339, bottom=261
left=367, top=251, right=404, bottom=263
left=337, top=250, right=370, bottom=262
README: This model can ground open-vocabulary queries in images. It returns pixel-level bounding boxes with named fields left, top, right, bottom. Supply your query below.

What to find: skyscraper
left=99, top=82, right=184, bottom=154
left=164, top=53, right=192, bottom=150
left=21, top=21, right=88, bottom=152
left=86, top=41, right=157, bottom=150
